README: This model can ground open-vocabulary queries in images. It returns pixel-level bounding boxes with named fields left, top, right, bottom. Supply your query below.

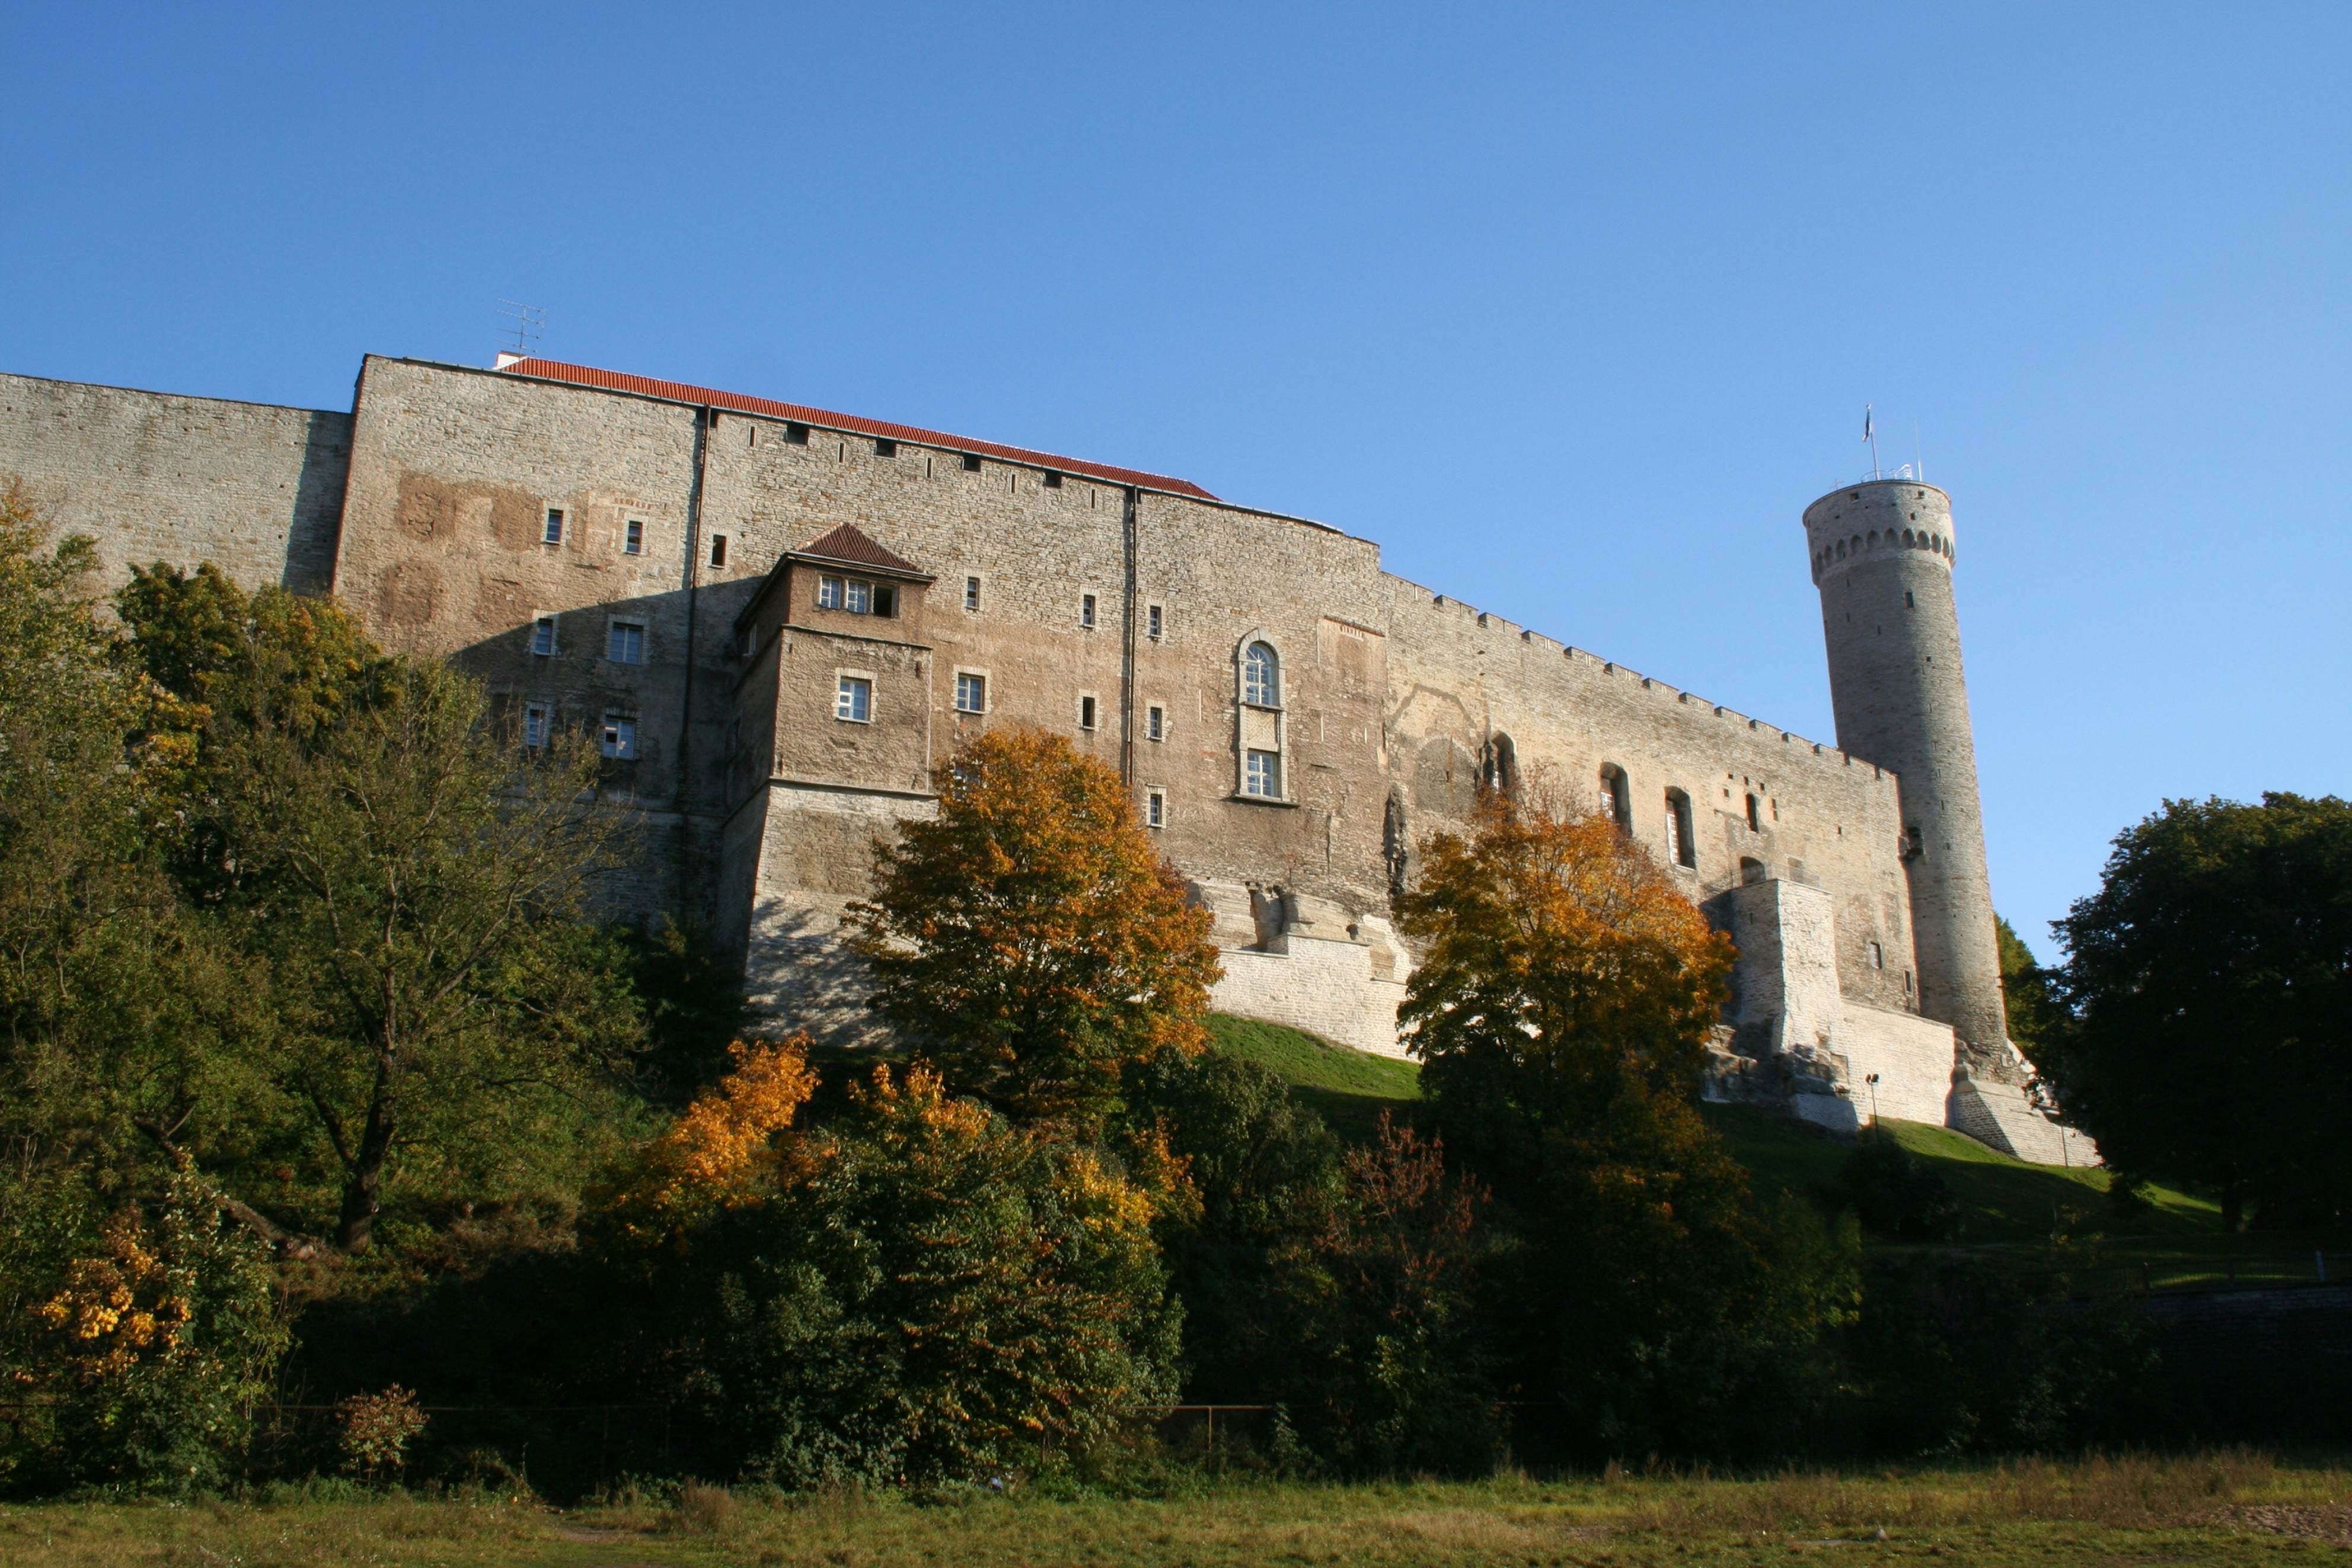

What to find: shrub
left=1828, top=1131, right=1965, bottom=1241
left=335, top=1385, right=427, bottom=1480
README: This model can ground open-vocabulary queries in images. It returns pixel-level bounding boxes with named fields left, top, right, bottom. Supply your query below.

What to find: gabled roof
left=493, top=357, right=1217, bottom=500
left=789, top=523, right=930, bottom=580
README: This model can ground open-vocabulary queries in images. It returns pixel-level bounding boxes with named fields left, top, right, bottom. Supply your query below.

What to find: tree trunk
left=334, top=1061, right=397, bottom=1254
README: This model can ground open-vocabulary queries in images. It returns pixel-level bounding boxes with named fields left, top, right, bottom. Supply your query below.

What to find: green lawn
left=1205, top=1014, right=2335, bottom=1288
left=6, top=1454, right=2347, bottom=1565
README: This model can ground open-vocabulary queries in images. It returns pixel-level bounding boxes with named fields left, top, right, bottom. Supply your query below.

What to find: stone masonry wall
left=0, top=371, right=350, bottom=596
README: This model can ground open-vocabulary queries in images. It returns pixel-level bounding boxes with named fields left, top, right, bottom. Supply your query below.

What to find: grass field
left=5, top=1453, right=2348, bottom=1565
left=1204, top=1013, right=2340, bottom=1289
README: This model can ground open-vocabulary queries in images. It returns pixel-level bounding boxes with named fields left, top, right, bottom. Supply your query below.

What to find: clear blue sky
left=5, top=4, right=2345, bottom=957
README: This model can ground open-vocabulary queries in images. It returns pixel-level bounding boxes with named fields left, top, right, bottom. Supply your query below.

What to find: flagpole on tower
left=1863, top=404, right=1881, bottom=480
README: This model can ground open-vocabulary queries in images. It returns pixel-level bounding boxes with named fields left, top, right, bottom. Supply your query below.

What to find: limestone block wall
left=1834, top=1001, right=1961, bottom=1128
left=0, top=371, right=350, bottom=596
left=1383, top=575, right=1923, bottom=1014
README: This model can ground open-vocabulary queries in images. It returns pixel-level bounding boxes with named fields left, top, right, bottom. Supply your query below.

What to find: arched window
left=1243, top=641, right=1279, bottom=708
left=1664, top=788, right=1696, bottom=868
left=1745, top=792, right=1762, bottom=832
left=1599, top=763, right=1632, bottom=832
left=1481, top=733, right=1517, bottom=796
left=1739, top=855, right=1767, bottom=886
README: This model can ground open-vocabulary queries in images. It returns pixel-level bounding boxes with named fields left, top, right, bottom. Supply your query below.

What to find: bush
left=1828, top=1131, right=1965, bottom=1241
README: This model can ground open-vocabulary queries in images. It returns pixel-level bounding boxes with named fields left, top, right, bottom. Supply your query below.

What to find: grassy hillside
left=1202, top=1016, right=2323, bottom=1286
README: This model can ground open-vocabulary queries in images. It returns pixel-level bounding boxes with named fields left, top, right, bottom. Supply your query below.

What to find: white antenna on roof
left=494, top=301, right=545, bottom=369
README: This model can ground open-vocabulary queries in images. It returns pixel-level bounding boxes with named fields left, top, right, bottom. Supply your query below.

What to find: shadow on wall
left=742, top=896, right=891, bottom=1049
left=289, top=412, right=356, bottom=598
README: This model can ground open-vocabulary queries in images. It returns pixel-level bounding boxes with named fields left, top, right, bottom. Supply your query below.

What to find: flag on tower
left=1863, top=405, right=1874, bottom=443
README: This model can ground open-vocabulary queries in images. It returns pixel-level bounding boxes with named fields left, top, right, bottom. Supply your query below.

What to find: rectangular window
left=836, top=676, right=872, bottom=723
left=623, top=519, right=643, bottom=555
left=607, top=621, right=646, bottom=665
left=872, top=584, right=897, bottom=617
left=531, top=615, right=557, bottom=657
left=1080, top=593, right=1096, bottom=628
left=709, top=534, right=729, bottom=568
left=542, top=508, right=564, bottom=545
left=1745, top=793, right=1761, bottom=832
left=522, top=702, right=550, bottom=749
left=1245, top=749, right=1280, bottom=799
left=1147, top=705, right=1164, bottom=742
left=955, top=672, right=986, bottom=714
left=1042, top=471, right=1062, bottom=488
left=874, top=438, right=897, bottom=458
left=845, top=579, right=872, bottom=615
left=964, top=576, right=981, bottom=612
left=1868, top=941, right=1884, bottom=970
left=960, top=453, right=982, bottom=472
left=1147, top=789, right=1166, bottom=829
left=1147, top=603, right=1163, bottom=640
left=1079, top=695, right=1097, bottom=731
left=1663, top=800, right=1681, bottom=864
left=784, top=421, right=809, bottom=445
left=600, top=714, right=638, bottom=761
left=817, top=575, right=844, bottom=610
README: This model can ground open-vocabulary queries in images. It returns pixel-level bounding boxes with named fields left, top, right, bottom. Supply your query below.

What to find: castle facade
left=0, top=355, right=2089, bottom=1163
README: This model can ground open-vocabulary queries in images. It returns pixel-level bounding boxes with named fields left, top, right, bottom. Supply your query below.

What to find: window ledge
left=1228, top=792, right=1300, bottom=808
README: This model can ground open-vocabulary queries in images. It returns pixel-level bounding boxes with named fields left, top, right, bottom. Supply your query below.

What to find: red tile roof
left=791, top=523, right=929, bottom=579
left=493, top=358, right=1217, bottom=500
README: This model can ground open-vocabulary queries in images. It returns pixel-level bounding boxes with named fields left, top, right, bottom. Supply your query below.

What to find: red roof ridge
left=493, top=357, right=1217, bottom=500
left=791, top=523, right=929, bottom=579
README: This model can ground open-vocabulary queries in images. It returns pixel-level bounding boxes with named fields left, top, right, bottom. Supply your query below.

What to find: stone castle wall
left=1, top=355, right=2068, bottom=1156
left=0, top=371, right=350, bottom=596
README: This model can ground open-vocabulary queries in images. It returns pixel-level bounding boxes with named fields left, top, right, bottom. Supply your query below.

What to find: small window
left=1739, top=855, right=1766, bottom=886
left=1481, top=733, right=1517, bottom=795
left=1146, top=789, right=1166, bottom=829
left=784, top=422, right=810, bottom=445
left=818, top=575, right=844, bottom=609
left=542, top=508, right=564, bottom=546
left=964, top=576, right=981, bottom=612
left=845, top=579, right=872, bottom=615
left=600, top=714, right=638, bottom=761
left=836, top=676, right=872, bottom=723
left=960, top=453, right=982, bottom=472
left=1905, top=590, right=1916, bottom=608
left=1147, top=603, right=1164, bottom=640
left=522, top=702, right=550, bottom=749
left=1147, top=704, right=1164, bottom=742
left=1245, top=749, right=1281, bottom=799
left=1600, top=764, right=1632, bottom=832
left=608, top=621, right=646, bottom=665
left=1665, top=788, right=1696, bottom=868
left=1868, top=941, right=1884, bottom=970
left=872, top=584, right=897, bottom=617
left=1745, top=793, right=1761, bottom=832
left=531, top=615, right=558, bottom=657
left=955, top=672, right=986, bottom=714
left=1080, top=593, right=1096, bottom=628
left=1043, top=471, right=1062, bottom=488
left=1079, top=695, right=1097, bottom=731
left=624, top=519, right=644, bottom=555
left=1243, top=641, right=1279, bottom=707
left=874, top=438, right=897, bottom=458
left=709, top=533, right=729, bottom=568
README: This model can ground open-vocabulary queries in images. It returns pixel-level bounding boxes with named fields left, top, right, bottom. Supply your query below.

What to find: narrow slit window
left=709, top=533, right=728, bottom=568
left=964, top=577, right=981, bottom=612
left=1147, top=603, right=1164, bottom=640
left=1868, top=941, right=1884, bottom=970
left=1147, top=704, right=1164, bottom=742
left=1745, top=793, right=1761, bottom=832
left=1079, top=695, right=1097, bottom=731
left=1080, top=593, right=1096, bottom=628
left=1147, top=789, right=1166, bottom=829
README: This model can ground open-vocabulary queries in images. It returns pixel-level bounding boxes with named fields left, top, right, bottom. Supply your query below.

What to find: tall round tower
left=1802, top=478, right=2009, bottom=1066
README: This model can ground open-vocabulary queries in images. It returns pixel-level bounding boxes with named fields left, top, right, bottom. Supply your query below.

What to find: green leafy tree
left=675, top=1064, right=1180, bottom=1486
left=1994, top=914, right=2061, bottom=1062
left=2045, top=793, right=2352, bottom=1231
left=845, top=727, right=1221, bottom=1131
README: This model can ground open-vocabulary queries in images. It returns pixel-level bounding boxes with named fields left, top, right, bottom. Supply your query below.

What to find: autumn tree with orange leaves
left=1399, top=790, right=1855, bottom=1458
left=846, top=728, right=1220, bottom=1131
